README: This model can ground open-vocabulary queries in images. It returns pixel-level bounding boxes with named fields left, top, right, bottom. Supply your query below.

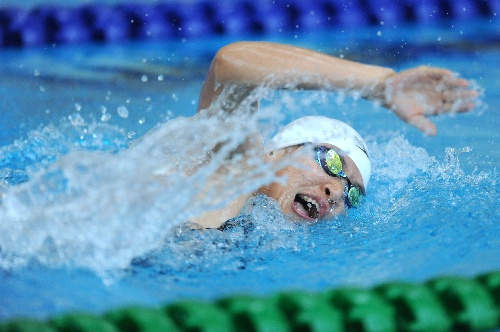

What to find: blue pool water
left=0, top=17, right=499, bottom=320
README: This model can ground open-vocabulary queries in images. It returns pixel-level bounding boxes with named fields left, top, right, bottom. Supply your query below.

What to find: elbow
left=211, top=46, right=231, bottom=82
left=210, top=42, right=254, bottom=84
left=216, top=41, right=252, bottom=60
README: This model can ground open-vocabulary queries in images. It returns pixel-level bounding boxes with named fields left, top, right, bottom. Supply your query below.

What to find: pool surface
left=0, top=1, right=499, bottom=325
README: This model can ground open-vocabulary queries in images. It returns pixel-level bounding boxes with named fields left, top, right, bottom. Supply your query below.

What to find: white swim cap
left=266, top=116, right=371, bottom=190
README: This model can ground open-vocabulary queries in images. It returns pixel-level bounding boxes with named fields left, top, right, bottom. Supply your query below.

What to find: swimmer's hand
left=383, top=66, right=479, bottom=135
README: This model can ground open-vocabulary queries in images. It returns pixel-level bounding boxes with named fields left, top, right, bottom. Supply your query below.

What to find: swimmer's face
left=257, top=144, right=364, bottom=222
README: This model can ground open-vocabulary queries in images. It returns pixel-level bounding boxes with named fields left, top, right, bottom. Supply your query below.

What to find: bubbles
left=470, top=79, right=488, bottom=115
left=371, top=134, right=433, bottom=184
left=0, top=82, right=497, bottom=287
left=1, top=169, right=29, bottom=190
left=68, top=113, right=85, bottom=126
left=101, top=113, right=112, bottom=122
left=359, top=131, right=499, bottom=234
left=440, top=147, right=472, bottom=179
left=0, top=98, right=283, bottom=278
left=117, top=106, right=129, bottom=118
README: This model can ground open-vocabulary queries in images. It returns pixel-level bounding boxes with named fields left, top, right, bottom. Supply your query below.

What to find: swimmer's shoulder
left=189, top=193, right=249, bottom=229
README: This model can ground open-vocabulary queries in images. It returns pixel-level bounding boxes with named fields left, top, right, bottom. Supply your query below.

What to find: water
left=0, top=19, right=499, bottom=320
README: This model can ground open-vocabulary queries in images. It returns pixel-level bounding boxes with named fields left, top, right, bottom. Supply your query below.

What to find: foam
left=0, top=86, right=495, bottom=284
left=0, top=95, right=284, bottom=279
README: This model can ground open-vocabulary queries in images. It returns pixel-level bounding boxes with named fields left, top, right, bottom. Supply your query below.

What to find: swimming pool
left=0, top=0, right=499, bottom=330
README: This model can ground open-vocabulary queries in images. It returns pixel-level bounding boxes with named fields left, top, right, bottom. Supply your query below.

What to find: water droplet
left=117, top=106, right=129, bottom=118
left=101, top=113, right=112, bottom=122
left=68, top=113, right=85, bottom=126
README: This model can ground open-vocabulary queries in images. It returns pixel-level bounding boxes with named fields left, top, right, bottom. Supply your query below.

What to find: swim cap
left=266, top=116, right=371, bottom=190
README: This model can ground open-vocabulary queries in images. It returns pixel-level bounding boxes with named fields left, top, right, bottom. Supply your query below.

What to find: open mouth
left=292, top=194, right=323, bottom=220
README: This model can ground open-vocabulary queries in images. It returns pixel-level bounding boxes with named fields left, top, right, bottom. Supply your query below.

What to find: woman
left=189, top=41, right=478, bottom=228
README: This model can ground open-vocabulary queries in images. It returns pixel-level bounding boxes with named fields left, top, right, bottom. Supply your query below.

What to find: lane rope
left=0, top=0, right=497, bottom=47
left=1, top=271, right=499, bottom=331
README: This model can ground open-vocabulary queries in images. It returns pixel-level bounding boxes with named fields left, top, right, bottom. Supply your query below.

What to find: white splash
left=0, top=103, right=282, bottom=279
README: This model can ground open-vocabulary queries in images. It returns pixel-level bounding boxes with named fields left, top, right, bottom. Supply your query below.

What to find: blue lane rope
left=0, top=0, right=497, bottom=48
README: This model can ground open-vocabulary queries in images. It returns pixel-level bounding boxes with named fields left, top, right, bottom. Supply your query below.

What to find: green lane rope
left=1, top=271, right=499, bottom=332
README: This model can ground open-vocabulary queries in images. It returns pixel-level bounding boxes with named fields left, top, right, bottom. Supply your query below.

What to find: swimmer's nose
left=322, top=182, right=347, bottom=216
left=322, top=182, right=344, bottom=204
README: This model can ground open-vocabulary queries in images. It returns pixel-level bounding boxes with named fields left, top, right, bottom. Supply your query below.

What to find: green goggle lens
left=347, top=186, right=361, bottom=208
left=325, top=149, right=343, bottom=175
left=314, top=146, right=363, bottom=208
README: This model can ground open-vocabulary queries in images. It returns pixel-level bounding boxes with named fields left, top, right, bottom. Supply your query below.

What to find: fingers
left=445, top=77, right=470, bottom=89
left=452, top=101, right=476, bottom=113
left=396, top=67, right=475, bottom=97
left=444, top=98, right=477, bottom=114
left=390, top=66, right=480, bottom=136
left=416, top=81, right=478, bottom=115
left=412, top=67, right=472, bottom=92
left=433, top=89, right=479, bottom=114
left=408, top=115, right=437, bottom=136
left=442, top=88, right=479, bottom=100
left=391, top=97, right=438, bottom=135
left=424, top=100, right=474, bottom=116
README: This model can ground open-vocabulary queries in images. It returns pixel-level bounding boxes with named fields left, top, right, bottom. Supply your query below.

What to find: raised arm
left=198, top=41, right=478, bottom=135
left=198, top=41, right=394, bottom=110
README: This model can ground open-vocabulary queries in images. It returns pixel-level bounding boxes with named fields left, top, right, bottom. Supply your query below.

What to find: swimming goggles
left=314, top=146, right=362, bottom=208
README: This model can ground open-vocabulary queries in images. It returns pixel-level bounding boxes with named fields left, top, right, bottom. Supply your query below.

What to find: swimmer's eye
left=314, top=146, right=362, bottom=208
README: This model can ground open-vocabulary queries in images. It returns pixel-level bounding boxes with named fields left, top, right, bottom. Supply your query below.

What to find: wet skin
left=256, top=144, right=364, bottom=222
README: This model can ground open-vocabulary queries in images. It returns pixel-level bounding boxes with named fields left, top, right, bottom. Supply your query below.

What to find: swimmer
left=190, top=41, right=479, bottom=228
